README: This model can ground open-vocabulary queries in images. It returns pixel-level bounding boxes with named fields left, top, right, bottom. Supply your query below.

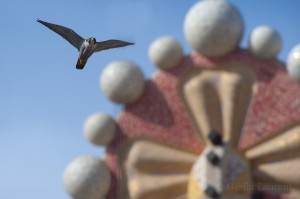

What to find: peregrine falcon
left=37, top=19, right=134, bottom=69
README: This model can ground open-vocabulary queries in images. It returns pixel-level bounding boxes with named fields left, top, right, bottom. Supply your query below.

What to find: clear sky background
left=1, top=0, right=300, bottom=198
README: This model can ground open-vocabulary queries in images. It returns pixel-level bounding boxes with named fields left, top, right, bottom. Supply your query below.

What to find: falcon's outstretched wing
left=37, top=19, right=84, bottom=50
left=93, top=40, right=134, bottom=52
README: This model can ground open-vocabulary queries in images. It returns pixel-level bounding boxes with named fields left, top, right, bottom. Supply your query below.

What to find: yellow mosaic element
left=188, top=175, right=204, bottom=199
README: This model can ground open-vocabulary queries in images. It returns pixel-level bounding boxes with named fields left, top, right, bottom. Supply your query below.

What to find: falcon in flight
left=37, top=19, right=134, bottom=69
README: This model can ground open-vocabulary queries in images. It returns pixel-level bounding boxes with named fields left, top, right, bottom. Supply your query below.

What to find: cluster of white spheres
left=63, top=1, right=300, bottom=199
left=148, top=36, right=183, bottom=70
left=184, top=0, right=244, bottom=58
left=63, top=156, right=111, bottom=199
left=100, top=61, right=145, bottom=104
left=249, top=26, right=282, bottom=59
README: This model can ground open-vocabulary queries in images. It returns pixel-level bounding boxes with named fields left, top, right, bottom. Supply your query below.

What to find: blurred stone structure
left=63, top=0, right=300, bottom=199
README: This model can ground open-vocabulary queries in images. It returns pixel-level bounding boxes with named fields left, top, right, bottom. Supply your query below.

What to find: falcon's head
left=89, top=37, right=96, bottom=44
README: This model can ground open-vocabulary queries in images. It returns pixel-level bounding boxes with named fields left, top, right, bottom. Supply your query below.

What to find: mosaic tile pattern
left=104, top=50, right=300, bottom=199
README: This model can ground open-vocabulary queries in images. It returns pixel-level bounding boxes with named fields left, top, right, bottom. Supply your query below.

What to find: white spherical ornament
left=148, top=36, right=183, bottom=70
left=63, top=156, right=111, bottom=199
left=249, top=26, right=282, bottom=59
left=184, top=0, right=244, bottom=57
left=83, top=113, right=116, bottom=146
left=100, top=61, right=145, bottom=104
left=287, top=44, right=300, bottom=83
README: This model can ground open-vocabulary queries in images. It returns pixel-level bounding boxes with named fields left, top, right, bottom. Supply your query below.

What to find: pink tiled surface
left=105, top=49, right=300, bottom=199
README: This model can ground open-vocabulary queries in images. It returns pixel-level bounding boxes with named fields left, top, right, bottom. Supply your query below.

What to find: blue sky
left=1, top=0, right=300, bottom=198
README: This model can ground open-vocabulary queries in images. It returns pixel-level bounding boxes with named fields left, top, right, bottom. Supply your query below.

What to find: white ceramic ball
left=287, top=44, right=300, bottom=83
left=148, top=36, right=183, bottom=70
left=184, top=0, right=244, bottom=57
left=63, top=156, right=111, bottom=199
left=83, top=113, right=116, bottom=146
left=100, top=61, right=145, bottom=104
left=249, top=26, right=282, bottom=59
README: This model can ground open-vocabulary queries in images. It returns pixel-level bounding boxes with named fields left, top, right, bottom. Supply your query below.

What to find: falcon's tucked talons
left=76, top=59, right=87, bottom=70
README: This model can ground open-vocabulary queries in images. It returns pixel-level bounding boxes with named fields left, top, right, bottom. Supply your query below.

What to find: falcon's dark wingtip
left=36, top=18, right=46, bottom=25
